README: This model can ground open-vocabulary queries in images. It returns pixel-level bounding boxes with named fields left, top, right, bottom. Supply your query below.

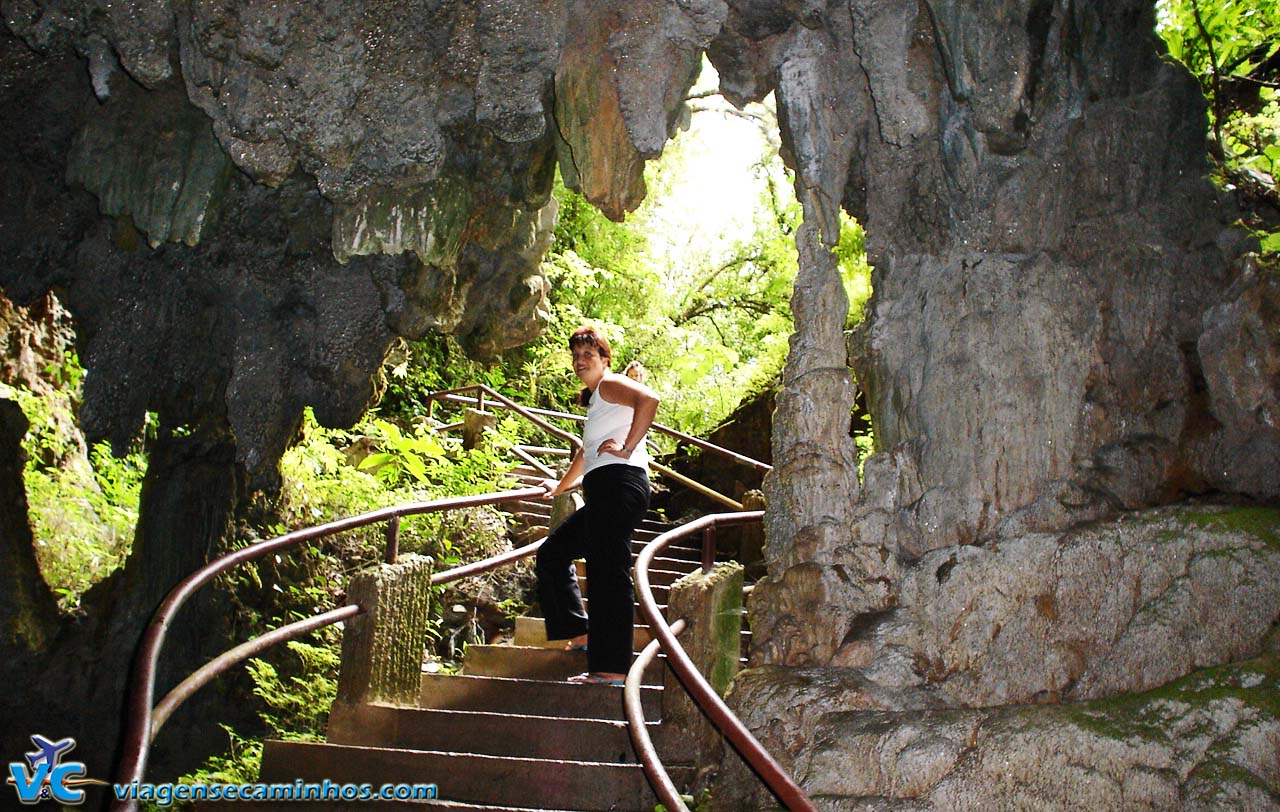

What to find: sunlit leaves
left=1156, top=0, right=1280, bottom=171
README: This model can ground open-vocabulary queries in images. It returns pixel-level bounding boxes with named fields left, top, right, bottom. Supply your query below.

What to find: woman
left=536, top=326, right=659, bottom=685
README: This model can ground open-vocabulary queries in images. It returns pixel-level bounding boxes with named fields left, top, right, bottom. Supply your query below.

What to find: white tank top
left=581, top=376, right=650, bottom=475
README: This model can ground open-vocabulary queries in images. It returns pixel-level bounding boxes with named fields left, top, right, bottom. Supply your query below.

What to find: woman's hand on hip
left=597, top=438, right=629, bottom=458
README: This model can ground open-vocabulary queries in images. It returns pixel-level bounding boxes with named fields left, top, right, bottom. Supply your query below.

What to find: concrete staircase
left=231, top=466, right=739, bottom=811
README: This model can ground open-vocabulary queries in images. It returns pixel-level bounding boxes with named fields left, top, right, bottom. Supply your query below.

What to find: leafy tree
left=1157, top=0, right=1280, bottom=249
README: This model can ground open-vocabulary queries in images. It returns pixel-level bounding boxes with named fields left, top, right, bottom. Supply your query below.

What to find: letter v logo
left=8, top=762, right=50, bottom=804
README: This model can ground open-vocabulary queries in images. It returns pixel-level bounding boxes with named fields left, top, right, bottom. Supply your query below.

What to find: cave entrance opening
left=0, top=289, right=151, bottom=613
left=588, top=58, right=875, bottom=469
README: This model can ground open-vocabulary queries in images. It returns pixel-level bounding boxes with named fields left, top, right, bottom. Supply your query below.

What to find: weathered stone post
left=661, top=562, right=745, bottom=767
left=737, top=490, right=767, bottom=577
left=548, top=491, right=581, bottom=530
left=336, top=553, right=434, bottom=707
left=462, top=407, right=497, bottom=450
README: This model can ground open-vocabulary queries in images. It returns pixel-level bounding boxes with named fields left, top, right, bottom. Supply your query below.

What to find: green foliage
left=182, top=726, right=263, bottom=787
left=187, top=406, right=526, bottom=799
left=357, top=415, right=518, bottom=495
left=380, top=334, right=520, bottom=418
left=164, top=640, right=338, bottom=808
left=245, top=639, right=341, bottom=741
left=376, top=80, right=879, bottom=445
left=1157, top=0, right=1280, bottom=247
left=2, top=369, right=147, bottom=610
left=835, top=212, right=874, bottom=328
left=268, top=407, right=518, bottom=582
left=1157, top=0, right=1280, bottom=158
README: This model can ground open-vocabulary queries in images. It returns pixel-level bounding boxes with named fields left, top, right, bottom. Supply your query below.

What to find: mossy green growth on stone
left=1063, top=652, right=1280, bottom=742
left=709, top=565, right=744, bottom=696
left=1184, top=507, right=1280, bottom=548
left=332, top=178, right=474, bottom=266
left=68, top=106, right=234, bottom=248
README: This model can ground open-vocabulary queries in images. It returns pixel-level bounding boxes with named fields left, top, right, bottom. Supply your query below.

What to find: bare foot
left=564, top=634, right=588, bottom=651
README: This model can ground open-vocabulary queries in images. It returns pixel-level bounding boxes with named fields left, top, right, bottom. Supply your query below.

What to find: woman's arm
left=596, top=374, right=660, bottom=458
left=544, top=447, right=585, bottom=496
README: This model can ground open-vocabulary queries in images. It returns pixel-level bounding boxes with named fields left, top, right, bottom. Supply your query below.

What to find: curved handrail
left=425, top=385, right=583, bottom=451
left=624, top=618, right=689, bottom=812
left=631, top=511, right=818, bottom=812
left=112, top=486, right=546, bottom=811
left=425, top=384, right=763, bottom=509
left=424, top=384, right=773, bottom=472
left=152, top=604, right=364, bottom=734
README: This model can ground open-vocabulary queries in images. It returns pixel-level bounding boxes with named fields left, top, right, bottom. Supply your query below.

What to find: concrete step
left=255, top=740, right=656, bottom=811
left=570, top=575, right=674, bottom=603
left=575, top=599, right=667, bottom=623
left=637, top=517, right=673, bottom=532
left=505, top=499, right=552, bottom=515
left=460, top=645, right=665, bottom=684
left=328, top=700, right=646, bottom=764
left=572, top=559, right=691, bottom=586
left=419, top=673, right=661, bottom=721
left=511, top=615, right=749, bottom=652
left=635, top=539, right=702, bottom=559
left=512, top=616, right=658, bottom=650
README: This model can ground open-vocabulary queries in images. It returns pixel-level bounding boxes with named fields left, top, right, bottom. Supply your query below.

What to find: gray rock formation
left=1, top=0, right=727, bottom=474
left=707, top=1, right=1280, bottom=810
left=0, top=0, right=723, bottom=782
left=724, top=652, right=1280, bottom=811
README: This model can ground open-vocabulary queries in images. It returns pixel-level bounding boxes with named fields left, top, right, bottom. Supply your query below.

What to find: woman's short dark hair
left=570, top=326, right=611, bottom=407
left=568, top=326, right=612, bottom=364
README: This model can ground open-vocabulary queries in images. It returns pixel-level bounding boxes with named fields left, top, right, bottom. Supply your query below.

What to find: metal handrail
left=425, top=386, right=583, bottom=450
left=425, top=384, right=760, bottom=508
left=424, top=385, right=773, bottom=472
left=625, top=618, right=689, bottom=812
left=151, top=604, right=364, bottom=734
left=112, top=388, right=789, bottom=810
left=630, top=512, right=818, bottom=812
left=112, top=486, right=546, bottom=812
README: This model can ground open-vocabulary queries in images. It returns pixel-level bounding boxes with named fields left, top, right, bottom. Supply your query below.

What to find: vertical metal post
left=385, top=515, right=401, bottom=564
left=478, top=389, right=486, bottom=414
left=702, top=526, right=715, bottom=574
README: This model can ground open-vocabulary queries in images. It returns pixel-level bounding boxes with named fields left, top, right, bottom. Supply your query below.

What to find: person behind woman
left=622, top=359, right=648, bottom=384
left=536, top=326, right=659, bottom=684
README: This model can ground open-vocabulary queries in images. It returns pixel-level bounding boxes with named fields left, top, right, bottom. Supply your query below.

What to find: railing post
left=660, top=562, right=744, bottom=769
left=701, top=526, right=716, bottom=574
left=335, top=554, right=434, bottom=709
left=384, top=514, right=401, bottom=564
left=462, top=407, right=497, bottom=450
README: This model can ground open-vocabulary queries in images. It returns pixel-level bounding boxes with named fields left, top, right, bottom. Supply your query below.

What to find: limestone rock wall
left=708, top=1, right=1280, bottom=810
left=0, top=0, right=725, bottom=780
left=726, top=652, right=1280, bottom=811
left=715, top=0, right=1273, bottom=672
left=0, top=0, right=723, bottom=478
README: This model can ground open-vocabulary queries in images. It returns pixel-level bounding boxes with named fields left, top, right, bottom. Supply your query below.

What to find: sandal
left=566, top=643, right=589, bottom=652
left=567, top=672, right=624, bottom=686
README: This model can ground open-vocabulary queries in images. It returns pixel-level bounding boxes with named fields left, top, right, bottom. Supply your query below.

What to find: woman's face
left=571, top=343, right=608, bottom=385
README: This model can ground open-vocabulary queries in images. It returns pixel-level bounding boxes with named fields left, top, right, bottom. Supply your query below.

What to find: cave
left=2, top=0, right=1278, bottom=809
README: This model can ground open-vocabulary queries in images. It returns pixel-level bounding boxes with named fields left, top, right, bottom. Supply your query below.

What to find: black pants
left=535, top=464, right=650, bottom=675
